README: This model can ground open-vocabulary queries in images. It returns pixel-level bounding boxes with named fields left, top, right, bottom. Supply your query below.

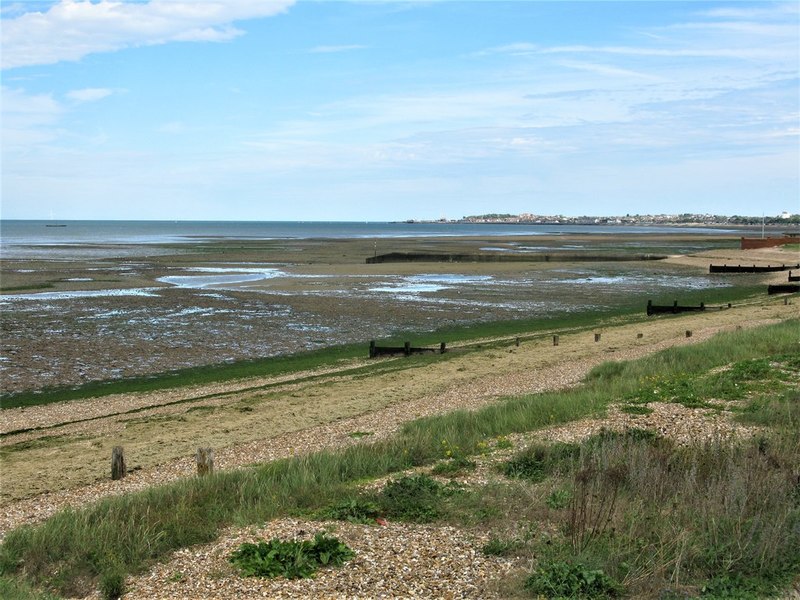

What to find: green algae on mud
left=0, top=284, right=765, bottom=411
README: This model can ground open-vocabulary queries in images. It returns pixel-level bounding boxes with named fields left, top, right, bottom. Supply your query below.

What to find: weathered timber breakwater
left=709, top=263, right=800, bottom=273
left=646, top=300, right=732, bottom=315
left=768, top=284, right=800, bottom=295
left=366, top=252, right=668, bottom=264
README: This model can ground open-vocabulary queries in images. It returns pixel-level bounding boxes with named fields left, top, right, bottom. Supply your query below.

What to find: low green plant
left=501, top=442, right=578, bottom=482
left=546, top=489, right=572, bottom=510
left=735, top=388, right=798, bottom=429
left=482, top=536, right=524, bottom=556
left=700, top=572, right=782, bottom=599
left=229, top=532, right=354, bottom=579
left=619, top=404, right=653, bottom=415
left=315, top=497, right=381, bottom=524
left=495, top=435, right=514, bottom=449
left=431, top=456, right=477, bottom=476
left=98, top=565, right=125, bottom=600
left=524, top=560, right=622, bottom=598
left=377, top=474, right=448, bottom=522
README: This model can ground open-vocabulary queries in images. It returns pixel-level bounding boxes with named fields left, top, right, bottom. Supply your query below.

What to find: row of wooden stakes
left=110, top=446, right=214, bottom=481
left=109, top=327, right=710, bottom=481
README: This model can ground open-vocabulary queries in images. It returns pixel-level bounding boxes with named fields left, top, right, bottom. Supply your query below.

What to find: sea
left=0, top=220, right=745, bottom=259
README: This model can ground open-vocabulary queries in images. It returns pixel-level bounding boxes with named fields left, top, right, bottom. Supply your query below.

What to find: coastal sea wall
left=366, top=252, right=667, bottom=264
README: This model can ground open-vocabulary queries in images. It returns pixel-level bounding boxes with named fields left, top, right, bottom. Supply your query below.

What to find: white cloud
left=66, top=87, right=114, bottom=102
left=1, top=0, right=295, bottom=70
left=1, top=86, right=63, bottom=147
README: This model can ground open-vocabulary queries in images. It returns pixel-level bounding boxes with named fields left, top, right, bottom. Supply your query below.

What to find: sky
left=1, top=0, right=798, bottom=222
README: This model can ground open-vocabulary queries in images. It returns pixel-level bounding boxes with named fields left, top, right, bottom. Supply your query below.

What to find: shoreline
left=1, top=299, right=795, bottom=522
left=1, top=234, right=797, bottom=396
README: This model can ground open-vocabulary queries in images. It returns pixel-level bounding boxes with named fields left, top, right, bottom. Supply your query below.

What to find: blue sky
left=1, top=1, right=798, bottom=221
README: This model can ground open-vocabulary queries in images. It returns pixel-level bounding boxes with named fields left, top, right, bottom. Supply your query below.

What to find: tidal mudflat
left=0, top=232, right=788, bottom=394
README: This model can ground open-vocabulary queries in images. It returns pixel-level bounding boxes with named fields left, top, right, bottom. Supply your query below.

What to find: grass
left=0, top=319, right=797, bottom=598
left=0, top=283, right=56, bottom=293
left=552, top=429, right=798, bottom=598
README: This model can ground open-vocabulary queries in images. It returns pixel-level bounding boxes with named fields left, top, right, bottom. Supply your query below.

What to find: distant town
left=407, top=212, right=800, bottom=227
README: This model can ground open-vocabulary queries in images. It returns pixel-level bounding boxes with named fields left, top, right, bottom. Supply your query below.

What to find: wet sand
left=5, top=232, right=793, bottom=394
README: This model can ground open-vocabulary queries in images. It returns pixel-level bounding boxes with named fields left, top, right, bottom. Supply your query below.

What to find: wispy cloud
left=554, top=60, right=663, bottom=82
left=541, top=44, right=787, bottom=60
left=472, top=42, right=538, bottom=57
left=1, top=86, right=63, bottom=147
left=66, top=87, right=114, bottom=103
left=700, top=4, right=800, bottom=21
left=1, top=0, right=295, bottom=70
left=308, top=44, right=367, bottom=54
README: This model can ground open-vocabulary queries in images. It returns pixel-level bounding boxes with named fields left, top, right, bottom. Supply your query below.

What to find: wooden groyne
left=367, top=252, right=667, bottom=264
left=767, top=284, right=799, bottom=295
left=646, top=300, right=731, bottom=316
left=709, top=263, right=799, bottom=274
left=788, top=271, right=800, bottom=282
left=369, top=340, right=447, bottom=358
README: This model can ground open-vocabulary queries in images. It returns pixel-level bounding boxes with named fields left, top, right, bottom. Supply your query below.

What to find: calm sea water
left=0, top=219, right=740, bottom=249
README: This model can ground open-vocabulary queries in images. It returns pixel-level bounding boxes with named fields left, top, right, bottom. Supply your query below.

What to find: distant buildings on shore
left=408, top=212, right=800, bottom=227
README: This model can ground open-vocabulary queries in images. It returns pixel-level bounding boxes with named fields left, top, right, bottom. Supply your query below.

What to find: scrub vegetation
left=0, top=319, right=797, bottom=598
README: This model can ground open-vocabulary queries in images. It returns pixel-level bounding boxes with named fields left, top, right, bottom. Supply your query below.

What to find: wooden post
left=369, top=340, right=376, bottom=358
left=404, top=341, right=411, bottom=356
left=553, top=335, right=559, bottom=346
left=594, top=333, right=601, bottom=343
left=440, top=342, right=447, bottom=353
left=686, top=330, right=692, bottom=338
left=111, top=446, right=126, bottom=481
left=515, top=337, right=520, bottom=347
left=197, top=447, right=214, bottom=477
left=637, top=333, right=644, bottom=339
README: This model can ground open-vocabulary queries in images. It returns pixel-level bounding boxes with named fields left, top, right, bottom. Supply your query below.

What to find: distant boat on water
left=45, top=224, right=67, bottom=227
